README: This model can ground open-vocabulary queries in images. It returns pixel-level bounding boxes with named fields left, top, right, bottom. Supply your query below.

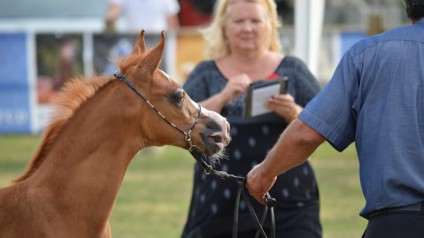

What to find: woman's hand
left=202, top=74, right=252, bottom=113
left=220, top=74, right=252, bottom=102
left=266, top=93, right=302, bottom=123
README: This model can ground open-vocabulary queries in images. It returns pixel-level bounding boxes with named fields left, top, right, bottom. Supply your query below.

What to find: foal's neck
left=29, top=87, right=143, bottom=225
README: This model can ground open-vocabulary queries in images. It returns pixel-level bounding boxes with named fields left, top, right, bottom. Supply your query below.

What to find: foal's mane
left=14, top=76, right=114, bottom=183
left=14, top=43, right=148, bottom=183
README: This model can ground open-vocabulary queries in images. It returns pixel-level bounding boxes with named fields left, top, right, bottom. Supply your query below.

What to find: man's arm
left=246, top=119, right=325, bottom=203
left=166, top=14, right=180, bottom=31
left=105, top=3, right=121, bottom=32
left=106, top=3, right=121, bottom=21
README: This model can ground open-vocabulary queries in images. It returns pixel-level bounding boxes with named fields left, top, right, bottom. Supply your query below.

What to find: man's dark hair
left=405, top=0, right=424, bottom=21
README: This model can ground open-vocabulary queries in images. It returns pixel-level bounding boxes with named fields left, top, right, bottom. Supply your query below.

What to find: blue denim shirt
left=299, top=18, right=424, bottom=218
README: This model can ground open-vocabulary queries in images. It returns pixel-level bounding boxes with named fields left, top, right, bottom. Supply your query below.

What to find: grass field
left=0, top=135, right=367, bottom=237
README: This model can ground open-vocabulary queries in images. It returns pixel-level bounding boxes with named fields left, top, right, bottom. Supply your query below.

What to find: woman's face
left=223, top=1, right=270, bottom=54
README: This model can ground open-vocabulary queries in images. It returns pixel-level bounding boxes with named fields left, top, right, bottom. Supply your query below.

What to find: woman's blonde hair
left=202, top=0, right=282, bottom=60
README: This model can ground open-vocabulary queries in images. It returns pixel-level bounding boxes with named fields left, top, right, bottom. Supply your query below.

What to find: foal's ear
left=138, top=31, right=165, bottom=75
left=132, top=29, right=146, bottom=55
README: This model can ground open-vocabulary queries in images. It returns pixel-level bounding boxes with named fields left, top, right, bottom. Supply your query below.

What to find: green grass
left=0, top=135, right=366, bottom=237
left=311, top=144, right=367, bottom=238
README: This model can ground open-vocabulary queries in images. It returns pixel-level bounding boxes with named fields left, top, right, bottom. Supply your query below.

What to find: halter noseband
left=114, top=71, right=201, bottom=149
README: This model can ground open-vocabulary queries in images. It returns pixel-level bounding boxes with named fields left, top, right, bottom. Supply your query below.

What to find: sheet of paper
left=250, top=83, right=281, bottom=117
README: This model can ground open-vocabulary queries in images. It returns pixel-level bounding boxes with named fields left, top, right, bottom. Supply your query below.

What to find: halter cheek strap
left=114, top=71, right=201, bottom=149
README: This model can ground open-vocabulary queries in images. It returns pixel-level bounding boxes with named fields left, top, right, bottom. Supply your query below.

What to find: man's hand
left=246, top=163, right=277, bottom=204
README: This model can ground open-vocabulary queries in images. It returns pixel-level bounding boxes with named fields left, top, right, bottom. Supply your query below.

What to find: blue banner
left=0, top=33, right=31, bottom=134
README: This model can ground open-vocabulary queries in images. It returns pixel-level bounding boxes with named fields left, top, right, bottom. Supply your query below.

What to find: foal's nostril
left=209, top=135, right=223, bottom=143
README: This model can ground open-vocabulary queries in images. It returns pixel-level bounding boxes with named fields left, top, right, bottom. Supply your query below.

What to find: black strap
left=189, top=146, right=276, bottom=238
left=233, top=178, right=275, bottom=238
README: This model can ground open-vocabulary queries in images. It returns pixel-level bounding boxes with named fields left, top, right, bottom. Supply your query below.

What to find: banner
left=0, top=33, right=31, bottom=134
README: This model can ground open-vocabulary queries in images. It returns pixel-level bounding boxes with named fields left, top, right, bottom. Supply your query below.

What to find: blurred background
left=0, top=0, right=409, bottom=134
left=0, top=1, right=410, bottom=237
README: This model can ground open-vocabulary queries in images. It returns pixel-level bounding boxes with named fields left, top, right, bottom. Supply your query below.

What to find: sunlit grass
left=0, top=135, right=367, bottom=237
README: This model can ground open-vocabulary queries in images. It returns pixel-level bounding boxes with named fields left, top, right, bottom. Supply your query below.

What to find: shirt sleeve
left=299, top=49, right=359, bottom=151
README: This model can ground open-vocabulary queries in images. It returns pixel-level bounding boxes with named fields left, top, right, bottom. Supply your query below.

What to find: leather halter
left=114, top=71, right=200, bottom=149
left=115, top=71, right=276, bottom=238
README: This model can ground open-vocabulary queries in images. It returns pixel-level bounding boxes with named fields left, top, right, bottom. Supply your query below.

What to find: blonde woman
left=181, top=0, right=322, bottom=237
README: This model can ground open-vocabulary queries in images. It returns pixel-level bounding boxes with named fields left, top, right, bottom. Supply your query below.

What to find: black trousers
left=362, top=212, right=424, bottom=238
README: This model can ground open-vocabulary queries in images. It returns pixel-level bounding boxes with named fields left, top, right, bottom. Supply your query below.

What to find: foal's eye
left=174, top=90, right=185, bottom=104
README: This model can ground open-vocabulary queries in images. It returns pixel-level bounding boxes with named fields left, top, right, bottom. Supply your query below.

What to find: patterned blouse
left=181, top=56, right=322, bottom=238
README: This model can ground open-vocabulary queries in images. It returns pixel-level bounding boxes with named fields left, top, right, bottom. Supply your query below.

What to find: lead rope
left=189, top=147, right=276, bottom=238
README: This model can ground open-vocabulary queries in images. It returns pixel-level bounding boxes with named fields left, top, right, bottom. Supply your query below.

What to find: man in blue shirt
left=246, top=0, right=424, bottom=237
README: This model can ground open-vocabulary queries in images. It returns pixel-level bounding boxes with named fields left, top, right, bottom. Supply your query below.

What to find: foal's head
left=118, top=30, right=230, bottom=155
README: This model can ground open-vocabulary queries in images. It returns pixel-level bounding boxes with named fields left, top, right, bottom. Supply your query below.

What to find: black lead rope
left=189, top=147, right=277, bottom=238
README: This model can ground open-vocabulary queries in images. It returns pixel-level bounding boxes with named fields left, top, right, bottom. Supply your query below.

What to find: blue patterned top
left=182, top=56, right=322, bottom=237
